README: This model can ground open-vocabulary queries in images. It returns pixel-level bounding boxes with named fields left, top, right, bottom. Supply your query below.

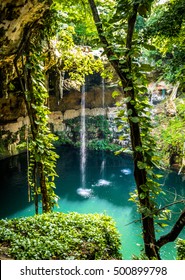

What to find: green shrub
left=88, top=139, right=120, bottom=152
left=55, top=131, right=73, bottom=146
left=0, top=212, right=122, bottom=260
left=176, top=238, right=185, bottom=260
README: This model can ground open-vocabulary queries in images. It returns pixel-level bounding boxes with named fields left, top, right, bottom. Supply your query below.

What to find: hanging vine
left=25, top=45, right=59, bottom=213
left=13, top=14, right=60, bottom=214
left=13, top=7, right=103, bottom=214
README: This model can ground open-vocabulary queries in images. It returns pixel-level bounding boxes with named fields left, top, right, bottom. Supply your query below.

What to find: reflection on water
left=100, top=160, right=106, bottom=175
left=0, top=146, right=184, bottom=259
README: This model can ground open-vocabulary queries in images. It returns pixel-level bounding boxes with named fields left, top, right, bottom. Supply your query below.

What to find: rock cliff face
left=0, top=93, right=26, bottom=123
left=48, top=107, right=119, bottom=133
left=0, top=0, right=51, bottom=100
left=0, top=0, right=51, bottom=65
left=49, top=85, right=119, bottom=112
left=0, top=81, right=122, bottom=158
left=0, top=0, right=125, bottom=158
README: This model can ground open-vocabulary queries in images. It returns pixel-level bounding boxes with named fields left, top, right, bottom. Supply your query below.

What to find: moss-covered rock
left=0, top=212, right=122, bottom=260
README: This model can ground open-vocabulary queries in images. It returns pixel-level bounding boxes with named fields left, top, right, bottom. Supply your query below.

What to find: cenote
left=0, top=145, right=185, bottom=259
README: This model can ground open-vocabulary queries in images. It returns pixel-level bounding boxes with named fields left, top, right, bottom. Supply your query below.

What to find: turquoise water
left=0, top=146, right=184, bottom=259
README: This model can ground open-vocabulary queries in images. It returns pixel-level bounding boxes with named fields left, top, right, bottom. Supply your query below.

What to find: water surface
left=0, top=146, right=184, bottom=259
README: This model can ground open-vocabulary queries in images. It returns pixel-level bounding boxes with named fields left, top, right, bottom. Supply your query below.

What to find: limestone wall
left=0, top=104, right=122, bottom=158
left=48, top=107, right=118, bottom=133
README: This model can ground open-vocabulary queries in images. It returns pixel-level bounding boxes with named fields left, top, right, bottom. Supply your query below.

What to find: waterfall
left=102, top=77, right=105, bottom=111
left=101, top=78, right=106, bottom=179
left=58, top=70, right=65, bottom=105
left=95, top=78, right=111, bottom=187
left=77, top=83, right=93, bottom=198
left=80, top=84, right=86, bottom=189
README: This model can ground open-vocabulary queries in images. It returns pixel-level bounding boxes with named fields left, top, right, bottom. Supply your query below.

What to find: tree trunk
left=88, top=0, right=160, bottom=259
left=126, top=91, right=160, bottom=259
left=39, top=162, right=51, bottom=213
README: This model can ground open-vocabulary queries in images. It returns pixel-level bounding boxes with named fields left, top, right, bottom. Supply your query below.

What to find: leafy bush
left=88, top=139, right=120, bottom=152
left=0, top=212, right=122, bottom=260
left=176, top=238, right=185, bottom=260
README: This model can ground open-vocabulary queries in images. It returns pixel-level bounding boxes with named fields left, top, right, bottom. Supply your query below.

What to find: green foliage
left=0, top=141, right=7, bottom=156
left=42, top=3, right=103, bottom=84
left=55, top=131, right=74, bottom=146
left=176, top=238, right=185, bottom=260
left=116, top=65, right=162, bottom=211
left=0, top=212, right=122, bottom=260
left=132, top=253, right=150, bottom=260
left=52, top=0, right=100, bottom=46
left=63, top=116, right=108, bottom=141
left=62, top=49, right=103, bottom=85
left=145, top=0, right=185, bottom=38
left=24, top=40, right=59, bottom=213
left=88, top=139, right=120, bottom=152
left=144, top=0, right=185, bottom=83
left=154, top=98, right=185, bottom=166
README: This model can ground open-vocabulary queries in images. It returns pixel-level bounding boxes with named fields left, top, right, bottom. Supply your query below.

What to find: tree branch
left=156, top=199, right=185, bottom=214
left=126, top=4, right=139, bottom=50
left=88, top=0, right=126, bottom=83
left=156, top=208, right=185, bottom=248
left=124, top=200, right=185, bottom=227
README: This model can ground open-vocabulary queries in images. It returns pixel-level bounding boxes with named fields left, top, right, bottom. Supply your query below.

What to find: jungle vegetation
left=0, top=0, right=185, bottom=259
